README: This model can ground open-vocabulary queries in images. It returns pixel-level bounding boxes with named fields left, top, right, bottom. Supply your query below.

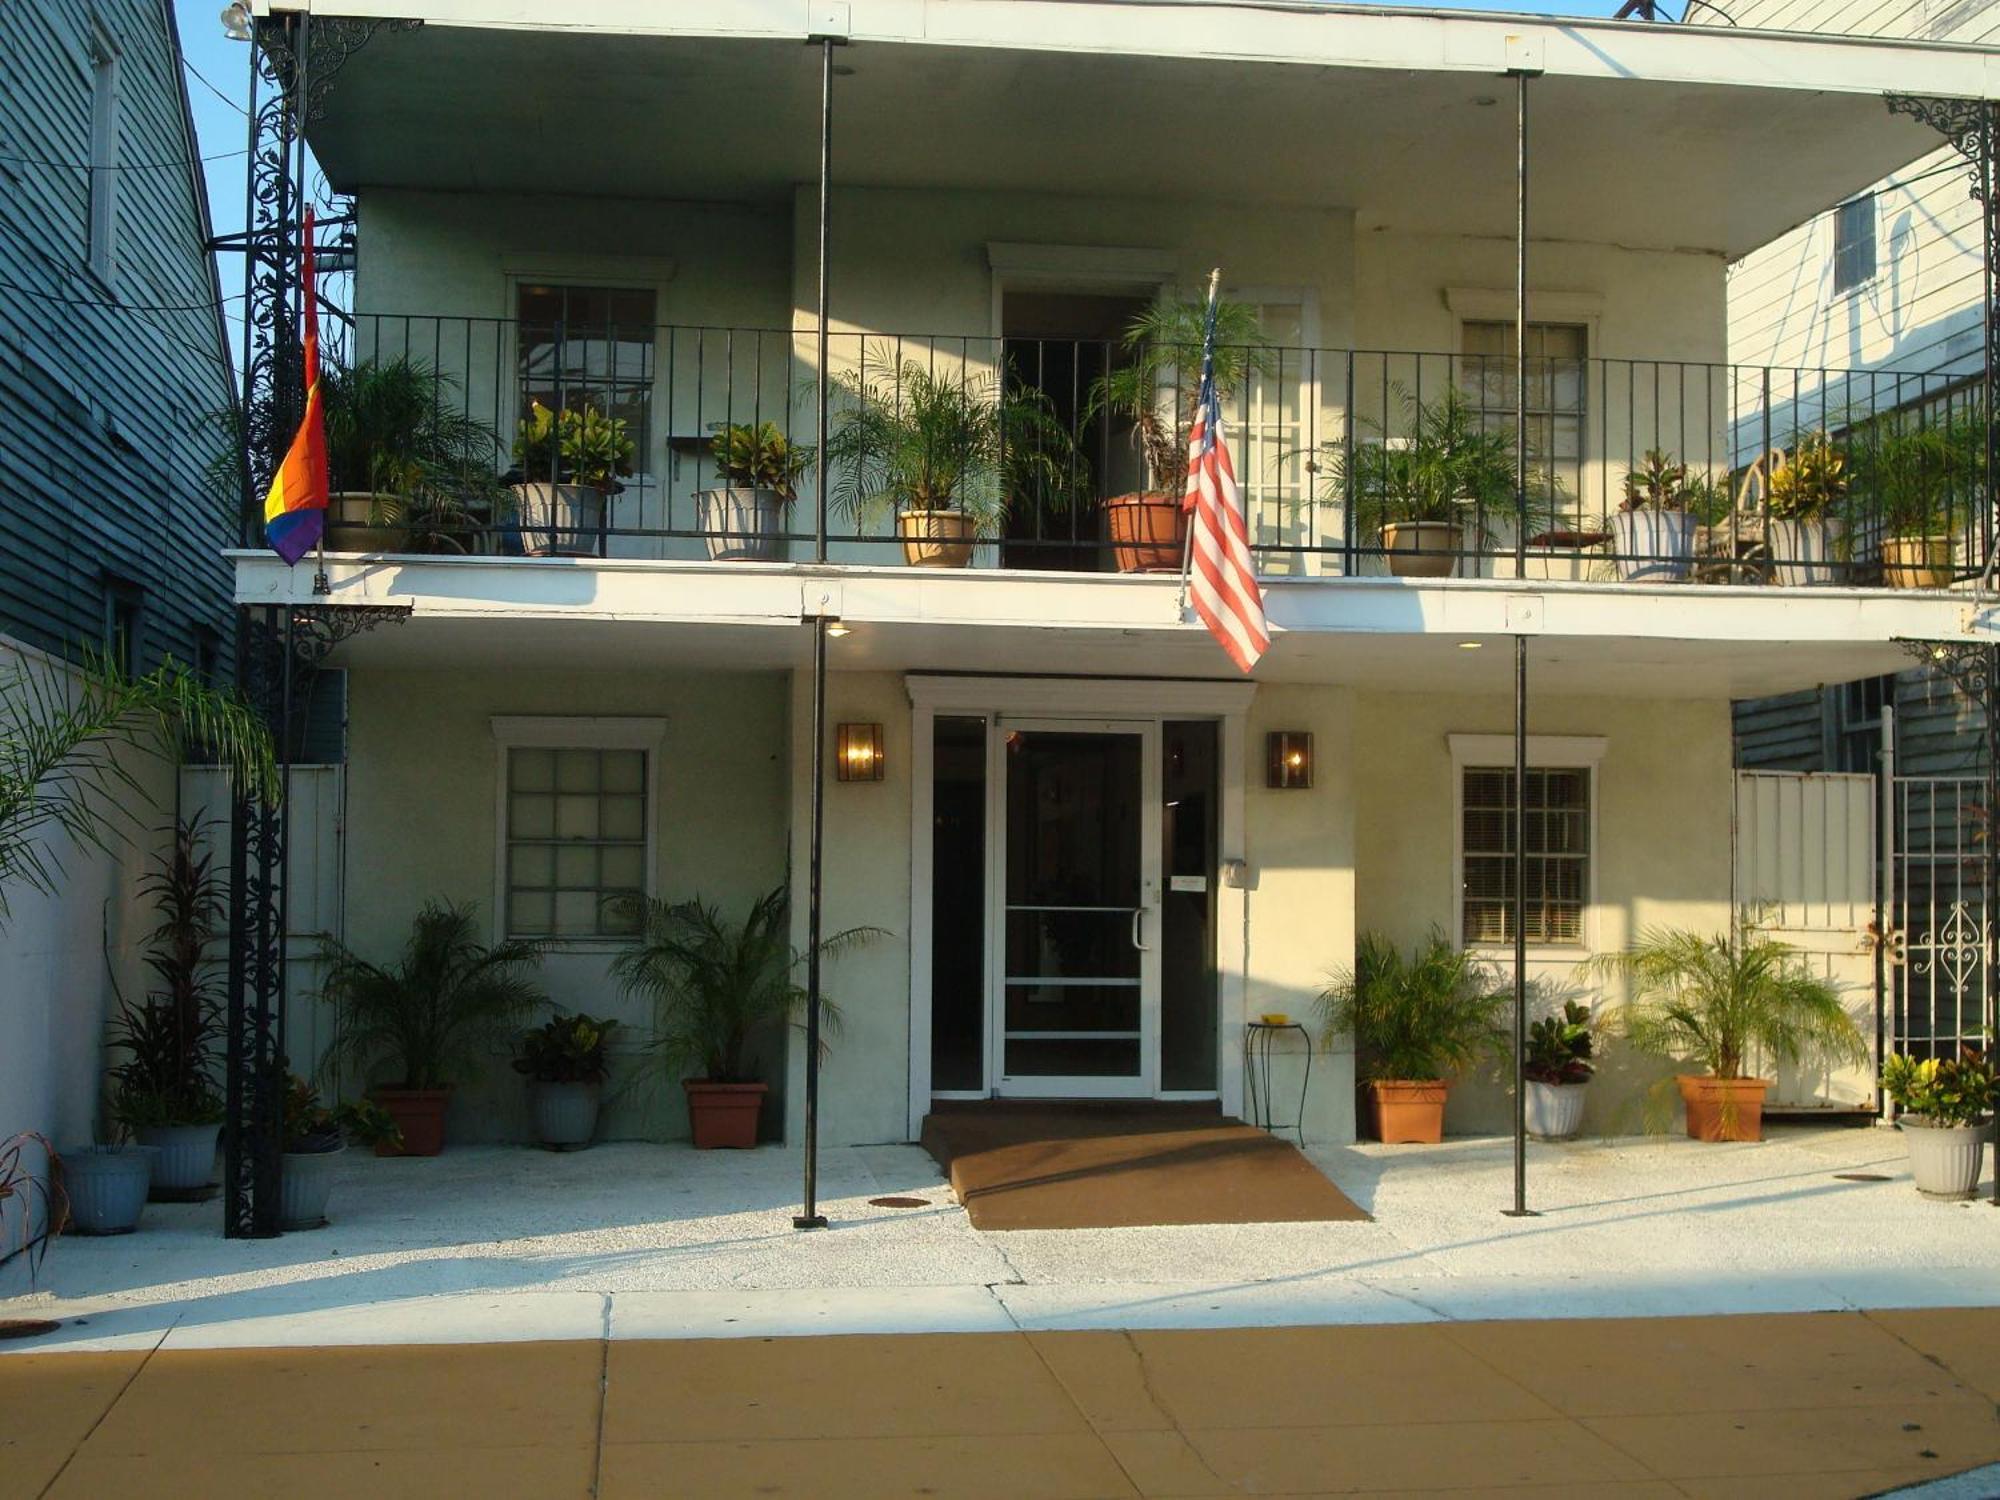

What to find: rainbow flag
left=263, top=208, right=328, bottom=564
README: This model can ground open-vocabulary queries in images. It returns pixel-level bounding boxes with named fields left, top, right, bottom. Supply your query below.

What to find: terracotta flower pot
left=897, top=509, right=977, bottom=568
left=372, top=1086, right=451, bottom=1157
left=1367, top=1079, right=1448, bottom=1144
left=1881, top=535, right=1953, bottom=590
left=1379, top=521, right=1463, bottom=578
left=1676, top=1074, right=1768, bottom=1142
left=684, top=1080, right=766, bottom=1149
left=1104, top=492, right=1187, bottom=574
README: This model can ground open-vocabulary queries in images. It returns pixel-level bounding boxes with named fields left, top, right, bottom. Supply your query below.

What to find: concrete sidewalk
left=7, top=1309, right=2000, bottom=1498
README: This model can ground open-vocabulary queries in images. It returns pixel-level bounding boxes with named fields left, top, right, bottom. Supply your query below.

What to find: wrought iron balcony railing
left=297, top=313, right=1992, bottom=589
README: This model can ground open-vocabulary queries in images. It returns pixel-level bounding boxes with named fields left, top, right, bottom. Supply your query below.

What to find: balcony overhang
left=230, top=552, right=1995, bottom=698
left=281, top=2, right=1993, bottom=258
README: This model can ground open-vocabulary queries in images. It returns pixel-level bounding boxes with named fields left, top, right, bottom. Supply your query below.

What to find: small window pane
left=556, top=795, right=599, bottom=840
left=511, top=748, right=554, bottom=791
left=601, top=845, right=644, bottom=889
left=510, top=891, right=554, bottom=934
left=510, top=794, right=554, bottom=840
left=556, top=750, right=600, bottom=793
left=512, top=845, right=553, bottom=886
left=601, top=794, right=644, bottom=840
left=602, top=750, right=644, bottom=793
left=554, top=845, right=597, bottom=887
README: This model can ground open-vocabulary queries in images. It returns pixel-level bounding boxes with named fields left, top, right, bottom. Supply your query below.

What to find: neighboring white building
left=234, top=0, right=1996, bottom=1153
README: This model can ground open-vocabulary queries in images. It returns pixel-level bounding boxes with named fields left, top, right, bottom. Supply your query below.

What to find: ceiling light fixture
left=220, top=2, right=253, bottom=41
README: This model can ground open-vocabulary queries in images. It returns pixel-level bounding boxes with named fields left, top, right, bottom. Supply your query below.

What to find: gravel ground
left=6, top=1122, right=1996, bottom=1350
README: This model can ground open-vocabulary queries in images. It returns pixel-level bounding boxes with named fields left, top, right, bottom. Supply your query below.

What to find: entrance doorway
left=921, top=692, right=1228, bottom=1111
left=993, top=720, right=1161, bottom=1095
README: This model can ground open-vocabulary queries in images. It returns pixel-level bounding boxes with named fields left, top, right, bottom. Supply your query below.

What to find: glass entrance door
left=990, top=720, right=1161, bottom=1096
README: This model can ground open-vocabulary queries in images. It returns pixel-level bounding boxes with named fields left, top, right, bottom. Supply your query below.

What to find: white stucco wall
left=0, top=640, right=167, bottom=1293
left=784, top=668, right=914, bottom=1150
left=1352, top=689, right=1736, bottom=1136
left=341, top=665, right=791, bottom=1142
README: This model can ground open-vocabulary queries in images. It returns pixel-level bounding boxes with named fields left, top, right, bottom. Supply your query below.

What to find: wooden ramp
left=920, top=1101, right=1369, bottom=1230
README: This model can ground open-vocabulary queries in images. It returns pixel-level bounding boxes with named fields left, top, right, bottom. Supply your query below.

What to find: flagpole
left=1175, top=268, right=1222, bottom=619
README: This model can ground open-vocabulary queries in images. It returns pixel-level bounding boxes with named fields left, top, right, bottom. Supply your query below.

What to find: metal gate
left=1884, top=775, right=1992, bottom=1063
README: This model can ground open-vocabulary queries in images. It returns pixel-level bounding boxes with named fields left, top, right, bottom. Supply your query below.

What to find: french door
left=988, top=719, right=1162, bottom=1097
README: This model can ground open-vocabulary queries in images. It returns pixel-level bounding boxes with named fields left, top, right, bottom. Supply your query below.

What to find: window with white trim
left=502, top=744, right=649, bottom=939
left=1460, top=764, right=1592, bottom=947
left=1833, top=195, right=1877, bottom=296
left=1458, top=321, right=1586, bottom=524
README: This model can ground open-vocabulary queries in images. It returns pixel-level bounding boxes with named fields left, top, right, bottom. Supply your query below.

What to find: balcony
left=315, top=312, right=1990, bottom=591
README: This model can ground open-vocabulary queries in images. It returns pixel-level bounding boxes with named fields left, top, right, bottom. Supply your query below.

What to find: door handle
left=1131, top=907, right=1151, bottom=952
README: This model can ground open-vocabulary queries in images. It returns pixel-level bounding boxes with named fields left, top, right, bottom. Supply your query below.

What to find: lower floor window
left=1461, top=766, right=1590, bottom=946
left=504, top=745, right=648, bottom=938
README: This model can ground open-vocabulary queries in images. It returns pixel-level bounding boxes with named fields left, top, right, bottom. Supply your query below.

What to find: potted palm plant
left=825, top=358, right=1014, bottom=568
left=1523, top=999, right=1595, bottom=1140
left=1881, top=1050, right=1996, bottom=1200
left=279, top=1075, right=401, bottom=1230
left=513, top=1012, right=621, bottom=1150
left=1595, top=923, right=1865, bottom=1142
left=611, top=886, right=881, bottom=1148
left=316, top=901, right=550, bottom=1156
left=696, top=422, right=810, bottom=563
left=1087, top=298, right=1275, bottom=573
left=509, top=400, right=634, bottom=557
left=106, top=817, right=225, bottom=1198
left=1765, top=431, right=1848, bottom=587
left=1613, top=449, right=1705, bottom=582
left=1336, top=386, right=1522, bottom=578
left=1862, top=423, right=1969, bottom=590
left=323, top=357, right=504, bottom=555
left=1316, top=930, right=1511, bottom=1144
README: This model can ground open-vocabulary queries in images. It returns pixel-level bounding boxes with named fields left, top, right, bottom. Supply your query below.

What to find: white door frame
left=905, top=675, right=1255, bottom=1139
left=988, top=716, right=1161, bottom=1100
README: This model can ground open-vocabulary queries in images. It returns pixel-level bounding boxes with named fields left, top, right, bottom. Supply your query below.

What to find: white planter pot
left=1768, top=518, right=1845, bottom=587
left=281, top=1145, right=345, bottom=1230
left=532, top=1081, right=603, bottom=1150
left=1525, top=1081, right=1589, bottom=1141
left=695, top=488, right=784, bottom=562
left=1902, top=1119, right=1988, bottom=1200
left=1611, top=509, right=1698, bottom=581
left=510, top=481, right=606, bottom=557
left=133, top=1122, right=220, bottom=1196
left=61, top=1145, right=156, bottom=1234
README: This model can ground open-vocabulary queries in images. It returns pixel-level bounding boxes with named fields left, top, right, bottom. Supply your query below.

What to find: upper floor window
left=516, top=285, right=657, bottom=478
left=1833, top=195, right=1877, bottom=296
left=87, top=28, right=121, bottom=284
left=1459, top=321, right=1586, bottom=519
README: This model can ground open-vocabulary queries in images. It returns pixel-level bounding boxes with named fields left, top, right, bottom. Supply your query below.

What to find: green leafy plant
left=281, top=1074, right=403, bottom=1154
left=709, top=422, right=812, bottom=502
left=1855, top=421, right=1975, bottom=538
left=1333, top=385, right=1547, bottom=532
left=610, top=886, right=883, bottom=1084
left=512, top=400, right=636, bottom=493
left=1087, top=298, right=1274, bottom=496
left=1767, top=432, right=1849, bottom=522
left=1524, top=999, right=1596, bottom=1086
left=107, top=818, right=226, bottom=1132
left=1317, top=930, right=1512, bottom=1082
left=324, top=358, right=500, bottom=497
left=1881, top=1050, right=1998, bottom=1128
left=824, top=356, right=1074, bottom=533
left=513, top=1012, right=621, bottom=1085
left=0, top=650, right=277, bottom=926
left=1620, top=449, right=1690, bottom=513
left=1591, top=923, right=1865, bottom=1081
left=316, top=901, right=550, bottom=1090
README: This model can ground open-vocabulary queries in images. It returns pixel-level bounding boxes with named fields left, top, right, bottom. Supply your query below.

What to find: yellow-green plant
left=709, top=422, right=811, bottom=502
left=1881, top=1050, right=1997, bottom=1128
left=1767, top=433, right=1848, bottom=522
left=512, top=401, right=635, bottom=493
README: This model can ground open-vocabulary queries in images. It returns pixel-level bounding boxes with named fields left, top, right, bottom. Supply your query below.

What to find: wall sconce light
left=836, top=722, right=885, bottom=782
left=1266, top=731, right=1312, bottom=789
left=220, top=2, right=253, bottom=40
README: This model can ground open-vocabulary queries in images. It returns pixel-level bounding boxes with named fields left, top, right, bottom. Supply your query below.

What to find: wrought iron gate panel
left=1888, top=775, right=1992, bottom=1061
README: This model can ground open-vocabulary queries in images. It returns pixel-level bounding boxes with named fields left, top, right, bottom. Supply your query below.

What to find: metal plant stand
left=1243, top=1021, right=1312, bottom=1147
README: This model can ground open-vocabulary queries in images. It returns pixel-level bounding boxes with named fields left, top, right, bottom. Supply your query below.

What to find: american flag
left=1181, top=282, right=1269, bottom=674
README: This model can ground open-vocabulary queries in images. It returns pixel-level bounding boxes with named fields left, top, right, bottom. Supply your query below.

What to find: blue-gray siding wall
left=0, top=0, right=234, bottom=668
left=1733, top=671, right=1987, bottom=778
